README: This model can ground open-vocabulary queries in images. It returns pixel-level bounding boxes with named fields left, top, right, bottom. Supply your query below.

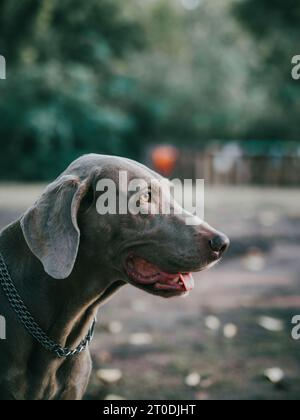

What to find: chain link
left=0, top=251, right=96, bottom=358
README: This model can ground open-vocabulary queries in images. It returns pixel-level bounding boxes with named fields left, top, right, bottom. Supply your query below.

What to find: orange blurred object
left=151, top=145, right=179, bottom=176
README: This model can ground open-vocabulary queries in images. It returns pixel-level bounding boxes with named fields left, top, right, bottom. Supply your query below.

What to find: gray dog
left=0, top=154, right=229, bottom=400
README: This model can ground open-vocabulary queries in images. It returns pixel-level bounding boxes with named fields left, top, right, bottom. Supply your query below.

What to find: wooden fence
left=173, top=152, right=300, bottom=186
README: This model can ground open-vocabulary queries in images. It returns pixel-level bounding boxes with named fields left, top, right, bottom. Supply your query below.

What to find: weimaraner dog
left=0, top=154, right=229, bottom=400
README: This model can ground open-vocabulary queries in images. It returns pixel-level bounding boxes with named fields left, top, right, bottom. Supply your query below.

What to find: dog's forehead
left=105, top=161, right=154, bottom=181
left=65, top=154, right=161, bottom=183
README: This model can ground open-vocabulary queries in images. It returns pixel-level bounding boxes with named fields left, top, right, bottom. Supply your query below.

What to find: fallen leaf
left=129, top=333, right=153, bottom=346
left=104, top=394, right=127, bottom=400
left=205, top=316, right=221, bottom=331
left=223, top=323, right=238, bottom=339
left=97, top=369, right=122, bottom=384
left=258, top=316, right=283, bottom=332
left=264, top=368, right=285, bottom=384
left=185, top=372, right=201, bottom=387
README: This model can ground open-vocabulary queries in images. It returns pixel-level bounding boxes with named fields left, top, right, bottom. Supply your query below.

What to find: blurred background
left=0, top=0, right=299, bottom=400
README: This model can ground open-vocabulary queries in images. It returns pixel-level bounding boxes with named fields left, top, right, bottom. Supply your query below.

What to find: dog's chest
left=33, top=352, right=92, bottom=400
left=0, top=349, right=92, bottom=400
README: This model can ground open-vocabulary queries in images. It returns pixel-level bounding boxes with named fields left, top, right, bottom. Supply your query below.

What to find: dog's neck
left=0, top=220, right=125, bottom=356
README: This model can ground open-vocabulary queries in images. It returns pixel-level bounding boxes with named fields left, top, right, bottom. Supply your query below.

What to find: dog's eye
left=140, top=191, right=151, bottom=203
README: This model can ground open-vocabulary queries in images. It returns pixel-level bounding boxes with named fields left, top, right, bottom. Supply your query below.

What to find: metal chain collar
left=0, top=251, right=96, bottom=358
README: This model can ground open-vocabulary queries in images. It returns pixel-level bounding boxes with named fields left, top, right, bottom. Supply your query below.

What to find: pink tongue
left=131, top=255, right=195, bottom=291
left=179, top=273, right=194, bottom=292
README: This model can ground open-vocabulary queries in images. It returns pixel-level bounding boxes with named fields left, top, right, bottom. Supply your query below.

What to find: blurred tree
left=127, top=0, right=265, bottom=147
left=0, top=0, right=298, bottom=180
left=234, top=0, right=300, bottom=141
left=0, top=0, right=145, bottom=179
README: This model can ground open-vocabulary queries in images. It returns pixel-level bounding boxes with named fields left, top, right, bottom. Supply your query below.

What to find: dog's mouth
left=124, top=254, right=194, bottom=296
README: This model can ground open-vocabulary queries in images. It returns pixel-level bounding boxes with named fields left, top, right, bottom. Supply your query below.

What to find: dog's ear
left=21, top=175, right=93, bottom=279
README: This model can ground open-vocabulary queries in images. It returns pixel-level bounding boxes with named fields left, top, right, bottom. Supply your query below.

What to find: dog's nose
left=209, top=234, right=230, bottom=255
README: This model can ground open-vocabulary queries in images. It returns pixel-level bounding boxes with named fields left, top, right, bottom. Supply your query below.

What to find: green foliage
left=234, top=0, right=300, bottom=140
left=0, top=0, right=298, bottom=180
left=0, top=0, right=145, bottom=180
left=128, top=0, right=266, bottom=144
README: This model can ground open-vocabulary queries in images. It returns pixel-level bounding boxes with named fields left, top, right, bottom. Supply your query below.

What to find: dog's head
left=21, top=154, right=229, bottom=298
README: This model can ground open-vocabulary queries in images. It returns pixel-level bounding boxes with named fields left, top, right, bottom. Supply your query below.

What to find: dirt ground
left=0, top=184, right=300, bottom=400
